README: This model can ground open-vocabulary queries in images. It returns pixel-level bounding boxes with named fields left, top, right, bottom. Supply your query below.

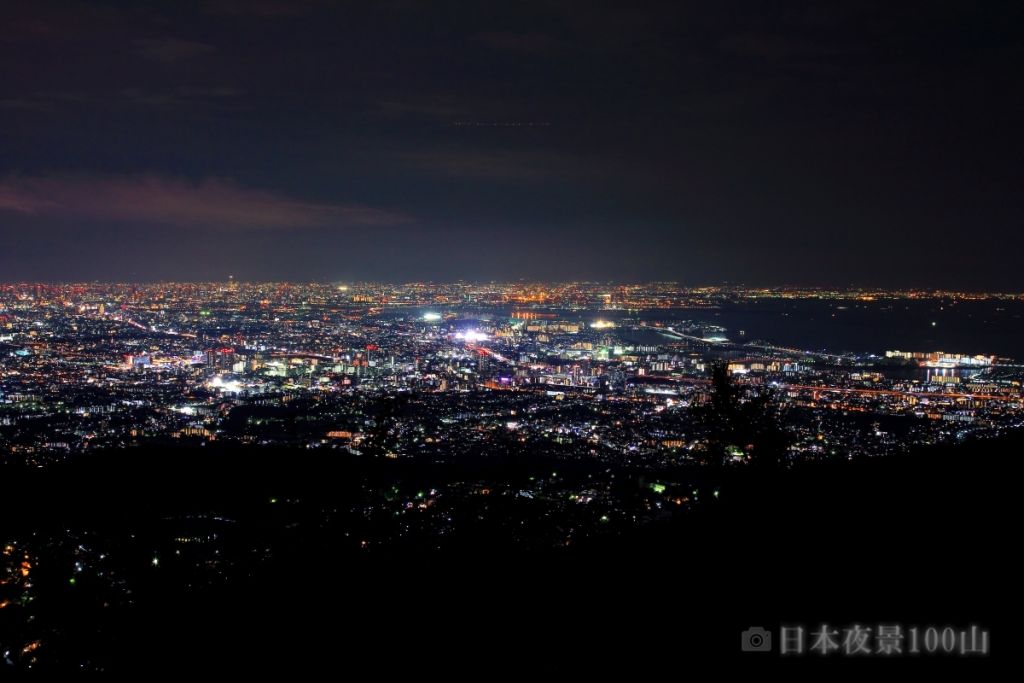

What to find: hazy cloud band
left=0, top=175, right=409, bottom=230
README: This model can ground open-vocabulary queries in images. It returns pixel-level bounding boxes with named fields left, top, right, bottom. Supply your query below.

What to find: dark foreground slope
left=2, top=433, right=1016, bottom=672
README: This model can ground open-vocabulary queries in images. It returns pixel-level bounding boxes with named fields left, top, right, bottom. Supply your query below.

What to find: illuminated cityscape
left=2, top=282, right=1023, bottom=465
left=2, top=0, right=1016, bottom=672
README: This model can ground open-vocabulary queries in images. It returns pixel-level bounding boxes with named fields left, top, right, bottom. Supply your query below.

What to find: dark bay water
left=385, top=299, right=1024, bottom=360
left=681, top=300, right=1024, bottom=358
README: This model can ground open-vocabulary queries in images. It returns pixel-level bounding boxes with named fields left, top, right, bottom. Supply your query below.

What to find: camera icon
left=741, top=627, right=772, bottom=652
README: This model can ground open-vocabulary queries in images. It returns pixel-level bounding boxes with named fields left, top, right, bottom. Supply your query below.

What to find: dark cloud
left=472, top=31, right=567, bottom=56
left=0, top=0, right=1021, bottom=287
left=200, top=0, right=329, bottom=17
left=396, top=148, right=582, bottom=181
left=0, top=175, right=408, bottom=230
left=114, top=85, right=245, bottom=110
left=133, top=38, right=216, bottom=64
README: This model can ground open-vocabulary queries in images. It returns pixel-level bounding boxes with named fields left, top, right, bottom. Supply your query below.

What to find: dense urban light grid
left=1, top=0, right=1018, bottom=673
left=2, top=282, right=1023, bottom=466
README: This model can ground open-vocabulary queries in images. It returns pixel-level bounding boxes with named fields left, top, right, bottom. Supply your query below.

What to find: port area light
left=207, top=375, right=243, bottom=393
left=454, top=330, right=489, bottom=342
left=422, top=312, right=442, bottom=322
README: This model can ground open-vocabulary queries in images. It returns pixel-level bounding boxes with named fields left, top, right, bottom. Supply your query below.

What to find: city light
left=207, top=375, right=243, bottom=393
left=454, top=330, right=489, bottom=342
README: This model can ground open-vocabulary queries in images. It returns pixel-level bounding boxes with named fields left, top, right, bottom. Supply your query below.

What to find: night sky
left=2, top=1, right=1022, bottom=287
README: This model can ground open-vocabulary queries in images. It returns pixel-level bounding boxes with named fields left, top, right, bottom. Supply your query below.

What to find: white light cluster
left=454, top=330, right=489, bottom=342
left=208, top=375, right=243, bottom=393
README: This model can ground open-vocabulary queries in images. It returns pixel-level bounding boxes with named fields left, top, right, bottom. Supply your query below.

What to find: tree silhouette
left=698, top=362, right=789, bottom=468
left=362, top=393, right=411, bottom=457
